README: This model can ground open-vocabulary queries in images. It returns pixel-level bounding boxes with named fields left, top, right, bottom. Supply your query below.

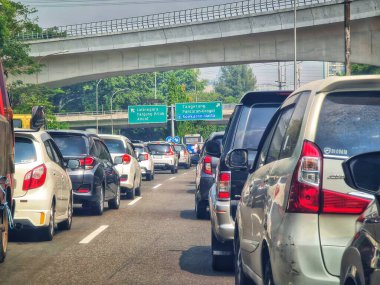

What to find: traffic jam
left=1, top=58, right=380, bottom=285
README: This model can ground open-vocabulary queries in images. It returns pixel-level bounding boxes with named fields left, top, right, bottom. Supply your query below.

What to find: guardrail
left=18, top=0, right=335, bottom=41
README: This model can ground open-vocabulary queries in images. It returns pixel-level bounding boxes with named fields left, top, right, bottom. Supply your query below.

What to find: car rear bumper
left=154, top=163, right=174, bottom=170
left=119, top=174, right=133, bottom=189
left=197, top=176, right=214, bottom=202
left=73, top=183, right=101, bottom=204
left=140, top=168, right=152, bottom=177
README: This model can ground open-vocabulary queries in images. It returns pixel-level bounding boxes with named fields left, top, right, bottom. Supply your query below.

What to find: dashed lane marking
left=128, top=196, right=142, bottom=206
left=169, top=177, right=176, bottom=180
left=153, top=184, right=162, bottom=190
left=79, top=225, right=109, bottom=244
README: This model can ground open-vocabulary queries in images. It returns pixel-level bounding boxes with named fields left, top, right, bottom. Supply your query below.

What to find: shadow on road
left=179, top=209, right=196, bottom=220
left=179, top=246, right=234, bottom=277
left=186, top=189, right=195, bottom=194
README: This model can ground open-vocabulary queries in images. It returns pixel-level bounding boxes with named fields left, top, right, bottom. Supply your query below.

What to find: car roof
left=47, top=129, right=99, bottom=139
left=98, top=134, right=132, bottom=143
left=133, top=143, right=145, bottom=147
left=239, top=90, right=292, bottom=106
left=208, top=131, right=224, bottom=140
left=293, top=75, right=380, bottom=95
left=148, top=141, right=170, bottom=145
left=15, top=129, right=52, bottom=142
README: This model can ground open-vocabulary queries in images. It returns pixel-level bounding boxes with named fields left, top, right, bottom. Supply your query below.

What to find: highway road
left=0, top=167, right=234, bottom=285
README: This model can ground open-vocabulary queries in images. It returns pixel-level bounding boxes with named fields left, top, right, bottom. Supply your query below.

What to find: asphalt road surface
left=0, top=167, right=234, bottom=285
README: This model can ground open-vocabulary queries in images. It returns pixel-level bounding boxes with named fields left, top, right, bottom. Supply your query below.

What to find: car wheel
left=211, top=230, right=234, bottom=271
left=58, top=192, right=73, bottom=231
left=171, top=166, right=176, bottom=174
left=126, top=179, right=136, bottom=200
left=146, top=173, right=152, bottom=181
left=175, top=163, right=179, bottom=173
left=186, top=162, right=191, bottom=169
left=264, top=253, right=275, bottom=285
left=195, top=200, right=208, bottom=219
left=41, top=202, right=55, bottom=241
left=108, top=186, right=120, bottom=209
left=235, top=237, right=254, bottom=285
left=0, top=206, right=9, bottom=263
left=93, top=187, right=104, bottom=215
left=135, top=178, right=142, bottom=196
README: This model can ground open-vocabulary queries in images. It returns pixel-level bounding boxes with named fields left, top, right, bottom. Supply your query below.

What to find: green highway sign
left=175, top=101, right=223, bottom=121
left=128, top=105, right=167, bottom=124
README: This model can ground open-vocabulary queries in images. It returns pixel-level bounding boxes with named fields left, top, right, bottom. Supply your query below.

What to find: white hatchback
left=13, top=130, right=73, bottom=241
left=134, top=143, right=155, bottom=181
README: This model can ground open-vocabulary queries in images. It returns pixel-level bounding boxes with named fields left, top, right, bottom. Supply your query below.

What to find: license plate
left=154, top=155, right=162, bottom=159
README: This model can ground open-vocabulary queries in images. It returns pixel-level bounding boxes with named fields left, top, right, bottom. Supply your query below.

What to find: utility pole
left=276, top=62, right=286, bottom=90
left=95, top=79, right=103, bottom=134
left=170, top=104, right=175, bottom=137
left=294, top=0, right=298, bottom=90
left=344, top=0, right=351, bottom=76
left=154, top=72, right=157, bottom=100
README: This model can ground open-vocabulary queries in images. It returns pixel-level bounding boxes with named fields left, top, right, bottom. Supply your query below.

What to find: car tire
left=41, top=202, right=55, bottom=241
left=195, top=200, right=208, bottom=219
left=93, top=187, right=104, bottom=215
left=175, top=164, right=178, bottom=173
left=108, top=186, right=120, bottom=209
left=0, top=206, right=9, bottom=263
left=264, top=253, right=275, bottom=285
left=171, top=166, right=176, bottom=174
left=211, top=230, right=234, bottom=271
left=135, top=178, right=142, bottom=196
left=235, top=237, right=254, bottom=285
left=126, top=180, right=136, bottom=200
left=186, top=162, right=191, bottom=169
left=146, top=173, right=152, bottom=181
left=58, top=192, right=73, bottom=231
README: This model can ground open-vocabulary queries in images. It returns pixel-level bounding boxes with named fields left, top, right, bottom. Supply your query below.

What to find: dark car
left=340, top=151, right=380, bottom=285
left=48, top=130, right=120, bottom=215
left=195, top=131, right=224, bottom=219
left=207, top=90, right=291, bottom=270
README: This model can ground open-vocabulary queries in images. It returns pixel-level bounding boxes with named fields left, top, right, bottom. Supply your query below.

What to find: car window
left=233, top=104, right=279, bottom=151
left=44, top=140, right=61, bottom=165
left=15, top=137, right=37, bottom=164
left=279, top=91, right=310, bottom=159
left=49, top=140, right=64, bottom=167
left=148, top=144, right=170, bottom=154
left=223, top=105, right=242, bottom=152
left=50, top=134, right=89, bottom=157
left=316, top=91, right=380, bottom=158
left=134, top=146, right=144, bottom=154
left=126, top=142, right=135, bottom=157
left=266, top=106, right=295, bottom=164
left=102, top=138, right=126, bottom=154
left=95, top=140, right=112, bottom=162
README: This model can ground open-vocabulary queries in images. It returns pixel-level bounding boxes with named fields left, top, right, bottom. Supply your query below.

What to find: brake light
left=22, top=164, right=47, bottom=191
left=203, top=156, right=212, bottom=175
left=77, top=188, right=90, bottom=193
left=322, top=190, right=371, bottom=214
left=79, top=156, right=95, bottom=170
left=217, top=172, right=231, bottom=200
left=144, top=153, right=149, bottom=160
left=287, top=141, right=322, bottom=213
left=122, top=154, right=131, bottom=164
left=167, top=148, right=174, bottom=156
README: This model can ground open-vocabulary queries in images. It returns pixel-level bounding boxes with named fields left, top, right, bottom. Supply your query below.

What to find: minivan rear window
left=103, top=139, right=126, bottom=154
left=233, top=105, right=278, bottom=150
left=316, top=91, right=380, bottom=158
left=148, top=144, right=170, bottom=154
left=50, top=134, right=89, bottom=157
left=15, top=137, right=37, bottom=164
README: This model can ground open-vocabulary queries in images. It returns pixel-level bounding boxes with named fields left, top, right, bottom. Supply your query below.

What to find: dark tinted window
left=134, top=146, right=144, bottom=154
left=15, top=137, right=37, bottom=164
left=95, top=140, right=112, bottom=162
left=13, top=119, right=22, bottom=128
left=50, top=134, right=89, bottom=157
left=233, top=105, right=278, bottom=150
left=148, top=144, right=170, bottom=154
left=223, top=105, right=242, bottom=152
left=266, top=106, right=295, bottom=164
left=279, top=92, right=310, bottom=159
left=103, top=139, right=126, bottom=154
left=316, top=91, right=380, bottom=158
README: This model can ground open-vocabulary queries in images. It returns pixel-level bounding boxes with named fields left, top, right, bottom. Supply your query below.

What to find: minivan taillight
left=23, top=164, right=47, bottom=191
left=79, top=156, right=95, bottom=170
left=217, top=172, right=231, bottom=200
left=202, top=156, right=212, bottom=175
left=322, top=190, right=371, bottom=215
left=287, top=141, right=322, bottom=213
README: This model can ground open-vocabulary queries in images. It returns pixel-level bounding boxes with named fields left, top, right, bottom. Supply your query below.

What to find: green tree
left=215, top=65, right=256, bottom=99
left=0, top=0, right=40, bottom=74
left=351, top=64, right=380, bottom=75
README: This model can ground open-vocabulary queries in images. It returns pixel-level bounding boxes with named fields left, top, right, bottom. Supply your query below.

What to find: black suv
left=207, top=91, right=291, bottom=270
left=48, top=130, right=120, bottom=215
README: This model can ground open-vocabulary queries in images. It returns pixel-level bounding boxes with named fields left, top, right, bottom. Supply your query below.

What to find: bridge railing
left=18, top=0, right=334, bottom=41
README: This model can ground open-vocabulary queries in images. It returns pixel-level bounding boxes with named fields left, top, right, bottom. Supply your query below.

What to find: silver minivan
left=233, top=76, right=380, bottom=285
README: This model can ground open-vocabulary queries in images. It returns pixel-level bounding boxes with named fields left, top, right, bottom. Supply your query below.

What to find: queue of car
left=199, top=75, right=380, bottom=285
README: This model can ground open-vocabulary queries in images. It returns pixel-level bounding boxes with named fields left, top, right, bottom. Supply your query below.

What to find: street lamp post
left=110, top=88, right=128, bottom=134
left=294, top=0, right=298, bottom=90
left=95, top=79, right=103, bottom=134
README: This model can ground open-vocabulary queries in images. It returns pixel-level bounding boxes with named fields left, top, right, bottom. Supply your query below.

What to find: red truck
left=0, top=61, right=14, bottom=263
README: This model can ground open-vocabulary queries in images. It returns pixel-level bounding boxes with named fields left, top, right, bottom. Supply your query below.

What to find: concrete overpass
left=55, top=104, right=236, bottom=129
left=12, top=0, right=380, bottom=87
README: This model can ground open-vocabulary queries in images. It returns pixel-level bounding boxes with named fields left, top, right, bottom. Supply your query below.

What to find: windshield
left=148, top=144, right=170, bottom=154
left=103, top=138, right=126, bottom=154
left=316, top=91, right=380, bottom=158
left=174, top=145, right=185, bottom=152
left=15, top=137, right=37, bottom=164
left=50, top=134, right=89, bottom=157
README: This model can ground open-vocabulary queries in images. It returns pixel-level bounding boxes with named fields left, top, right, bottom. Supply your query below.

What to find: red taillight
left=203, top=156, right=212, bottom=175
left=322, top=190, right=371, bottom=215
left=217, top=172, right=231, bottom=201
left=22, top=164, right=47, bottom=191
left=144, top=153, right=149, bottom=160
left=79, top=156, right=95, bottom=170
left=287, top=141, right=322, bottom=213
left=167, top=148, right=174, bottom=156
left=122, top=154, right=131, bottom=164
left=77, top=188, right=90, bottom=193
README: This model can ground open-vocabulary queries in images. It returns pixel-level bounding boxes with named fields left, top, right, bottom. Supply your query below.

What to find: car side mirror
left=225, top=149, right=248, bottom=169
left=342, top=151, right=380, bottom=195
left=67, top=159, right=80, bottom=169
left=205, top=141, right=221, bottom=158
left=114, top=156, right=123, bottom=165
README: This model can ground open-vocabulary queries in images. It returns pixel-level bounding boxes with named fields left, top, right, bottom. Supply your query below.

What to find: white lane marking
left=128, top=196, right=142, bottom=206
left=169, top=177, right=176, bottom=180
left=183, top=172, right=188, bottom=175
left=153, top=184, right=162, bottom=189
left=79, top=225, right=109, bottom=244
